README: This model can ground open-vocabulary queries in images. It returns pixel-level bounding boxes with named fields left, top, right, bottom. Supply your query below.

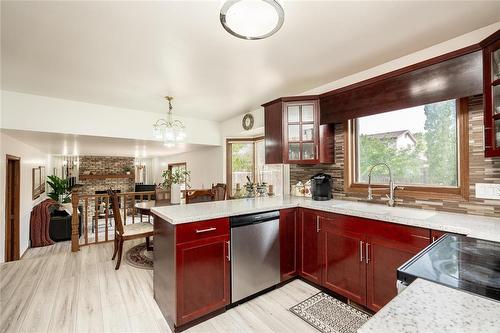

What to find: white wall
left=219, top=108, right=265, bottom=183
left=152, top=146, right=224, bottom=189
left=1, top=90, right=222, bottom=147
left=301, top=22, right=500, bottom=96
left=0, top=131, right=49, bottom=263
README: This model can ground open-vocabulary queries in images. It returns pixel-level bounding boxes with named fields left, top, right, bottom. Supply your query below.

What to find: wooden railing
left=71, top=190, right=156, bottom=252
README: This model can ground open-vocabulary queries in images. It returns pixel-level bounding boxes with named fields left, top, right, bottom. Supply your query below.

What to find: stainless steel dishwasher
left=230, top=210, right=280, bottom=303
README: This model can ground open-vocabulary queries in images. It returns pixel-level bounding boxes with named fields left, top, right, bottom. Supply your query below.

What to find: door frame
left=5, top=154, right=21, bottom=262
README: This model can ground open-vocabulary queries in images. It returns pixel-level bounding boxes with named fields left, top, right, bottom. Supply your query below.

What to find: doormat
left=290, top=292, right=371, bottom=333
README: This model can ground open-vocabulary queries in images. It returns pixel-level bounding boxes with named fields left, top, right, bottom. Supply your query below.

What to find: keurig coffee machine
left=310, top=173, right=332, bottom=201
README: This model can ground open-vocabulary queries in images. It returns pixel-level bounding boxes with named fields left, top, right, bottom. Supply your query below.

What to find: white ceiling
left=2, top=1, right=500, bottom=122
left=1, top=129, right=209, bottom=158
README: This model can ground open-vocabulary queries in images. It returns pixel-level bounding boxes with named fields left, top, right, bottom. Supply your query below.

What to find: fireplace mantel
left=79, top=174, right=134, bottom=180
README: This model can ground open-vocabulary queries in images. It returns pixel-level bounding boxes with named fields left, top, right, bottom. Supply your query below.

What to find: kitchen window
left=347, top=98, right=469, bottom=199
left=227, top=138, right=285, bottom=197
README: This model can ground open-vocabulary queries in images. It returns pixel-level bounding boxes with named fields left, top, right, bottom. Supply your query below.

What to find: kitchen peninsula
left=151, top=196, right=500, bottom=332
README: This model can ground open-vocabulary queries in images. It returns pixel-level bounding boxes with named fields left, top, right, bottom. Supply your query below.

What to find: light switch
left=475, top=183, right=500, bottom=200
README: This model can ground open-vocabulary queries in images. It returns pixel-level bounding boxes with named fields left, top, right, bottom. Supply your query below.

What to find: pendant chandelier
left=220, top=0, right=284, bottom=40
left=153, top=96, right=186, bottom=148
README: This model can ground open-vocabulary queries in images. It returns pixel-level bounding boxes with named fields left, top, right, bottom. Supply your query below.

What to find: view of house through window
left=355, top=99, right=458, bottom=187
left=228, top=139, right=284, bottom=197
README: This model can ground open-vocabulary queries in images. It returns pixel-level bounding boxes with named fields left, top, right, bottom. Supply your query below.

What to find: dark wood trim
left=168, top=162, right=188, bottom=168
left=5, top=155, right=21, bottom=262
left=319, top=44, right=481, bottom=99
left=226, top=136, right=264, bottom=142
left=479, top=29, right=500, bottom=48
left=344, top=98, right=470, bottom=201
left=262, top=95, right=319, bottom=107
left=320, top=50, right=482, bottom=124
left=79, top=173, right=135, bottom=180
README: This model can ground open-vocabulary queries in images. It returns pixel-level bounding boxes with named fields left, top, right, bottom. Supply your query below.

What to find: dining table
left=135, top=200, right=184, bottom=222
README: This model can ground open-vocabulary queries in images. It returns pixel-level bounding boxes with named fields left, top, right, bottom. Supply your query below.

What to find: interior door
left=298, top=209, right=322, bottom=285
left=5, top=155, right=21, bottom=262
left=322, top=216, right=366, bottom=305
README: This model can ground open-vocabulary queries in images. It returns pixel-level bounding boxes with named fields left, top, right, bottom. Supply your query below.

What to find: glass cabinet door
left=484, top=38, right=500, bottom=157
left=285, top=102, right=318, bottom=162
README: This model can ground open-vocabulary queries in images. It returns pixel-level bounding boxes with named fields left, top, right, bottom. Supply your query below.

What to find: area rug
left=125, top=242, right=153, bottom=270
left=290, top=292, right=371, bottom=333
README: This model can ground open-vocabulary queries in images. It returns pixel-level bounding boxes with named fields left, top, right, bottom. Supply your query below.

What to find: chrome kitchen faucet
left=367, top=163, right=403, bottom=207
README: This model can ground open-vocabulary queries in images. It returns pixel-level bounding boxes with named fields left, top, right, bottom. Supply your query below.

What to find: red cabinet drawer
left=176, top=218, right=229, bottom=244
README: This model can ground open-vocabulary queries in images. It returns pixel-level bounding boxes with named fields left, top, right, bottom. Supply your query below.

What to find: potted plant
left=123, top=165, right=133, bottom=175
left=161, top=168, right=191, bottom=204
left=47, top=175, right=71, bottom=203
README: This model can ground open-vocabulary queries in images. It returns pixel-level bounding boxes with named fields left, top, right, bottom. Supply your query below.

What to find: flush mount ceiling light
left=153, top=96, right=186, bottom=148
left=220, top=0, right=284, bottom=40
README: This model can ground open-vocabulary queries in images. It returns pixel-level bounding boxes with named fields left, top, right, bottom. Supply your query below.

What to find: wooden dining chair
left=185, top=189, right=215, bottom=204
left=108, top=189, right=154, bottom=270
left=212, top=183, right=227, bottom=201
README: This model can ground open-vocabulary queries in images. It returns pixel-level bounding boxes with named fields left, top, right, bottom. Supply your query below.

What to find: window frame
left=344, top=98, right=469, bottom=201
left=226, top=137, right=264, bottom=196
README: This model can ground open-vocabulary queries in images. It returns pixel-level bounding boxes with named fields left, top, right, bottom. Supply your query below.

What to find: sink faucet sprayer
left=367, top=163, right=403, bottom=207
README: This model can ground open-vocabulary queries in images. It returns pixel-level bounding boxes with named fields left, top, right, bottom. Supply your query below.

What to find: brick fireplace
left=78, top=156, right=135, bottom=195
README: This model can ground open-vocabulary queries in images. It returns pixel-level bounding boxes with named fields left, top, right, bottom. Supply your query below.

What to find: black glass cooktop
left=397, top=234, right=500, bottom=301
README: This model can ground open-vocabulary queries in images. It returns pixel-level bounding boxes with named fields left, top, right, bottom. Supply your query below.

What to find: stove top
left=397, top=234, right=500, bottom=301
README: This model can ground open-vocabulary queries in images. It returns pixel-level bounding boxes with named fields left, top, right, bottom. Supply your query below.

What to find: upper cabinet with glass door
left=483, top=31, right=500, bottom=157
left=263, top=97, right=335, bottom=164
left=285, top=101, right=319, bottom=163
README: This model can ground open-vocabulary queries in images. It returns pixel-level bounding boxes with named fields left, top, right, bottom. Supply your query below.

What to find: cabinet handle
left=226, top=241, right=231, bottom=261
left=432, top=236, right=436, bottom=243
left=195, top=227, right=216, bottom=234
left=316, top=216, right=320, bottom=233
left=365, top=243, right=370, bottom=264
left=359, top=241, right=364, bottom=262
left=316, top=145, right=319, bottom=158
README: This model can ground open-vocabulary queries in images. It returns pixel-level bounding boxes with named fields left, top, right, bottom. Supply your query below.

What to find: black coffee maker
left=310, top=173, right=332, bottom=201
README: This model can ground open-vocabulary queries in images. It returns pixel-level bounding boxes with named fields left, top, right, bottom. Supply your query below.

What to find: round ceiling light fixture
left=220, top=0, right=284, bottom=40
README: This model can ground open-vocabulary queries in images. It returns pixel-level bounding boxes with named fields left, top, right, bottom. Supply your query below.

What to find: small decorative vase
left=171, top=183, right=181, bottom=204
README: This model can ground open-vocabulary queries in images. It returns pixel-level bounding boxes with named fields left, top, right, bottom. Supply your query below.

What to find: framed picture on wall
left=32, top=166, right=45, bottom=200
left=39, top=166, right=46, bottom=195
left=32, top=167, right=41, bottom=199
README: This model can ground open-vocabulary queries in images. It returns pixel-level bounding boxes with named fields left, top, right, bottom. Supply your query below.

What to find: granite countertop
left=358, top=279, right=500, bottom=333
left=150, top=196, right=500, bottom=242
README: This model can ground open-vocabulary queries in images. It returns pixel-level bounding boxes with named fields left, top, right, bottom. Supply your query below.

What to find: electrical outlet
left=475, top=183, right=500, bottom=200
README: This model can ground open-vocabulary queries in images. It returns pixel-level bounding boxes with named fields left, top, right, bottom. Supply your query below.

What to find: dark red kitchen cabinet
left=176, top=234, right=230, bottom=326
left=298, top=209, right=322, bottom=285
left=365, top=222, right=430, bottom=311
left=364, top=236, right=421, bottom=311
left=262, top=96, right=335, bottom=164
left=322, top=216, right=366, bottom=305
left=431, top=230, right=447, bottom=243
left=280, top=208, right=298, bottom=281
left=481, top=30, right=500, bottom=157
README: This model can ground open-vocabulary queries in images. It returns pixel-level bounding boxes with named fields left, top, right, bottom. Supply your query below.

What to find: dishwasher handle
left=230, top=210, right=280, bottom=228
